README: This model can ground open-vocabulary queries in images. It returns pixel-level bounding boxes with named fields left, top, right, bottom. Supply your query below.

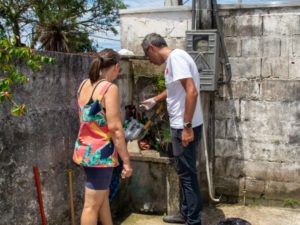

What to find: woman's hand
left=121, top=162, right=133, bottom=179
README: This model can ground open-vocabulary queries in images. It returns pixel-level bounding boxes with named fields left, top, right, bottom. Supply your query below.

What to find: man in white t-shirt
left=140, top=33, right=203, bottom=225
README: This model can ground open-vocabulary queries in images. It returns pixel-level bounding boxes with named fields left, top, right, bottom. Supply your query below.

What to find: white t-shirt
left=165, top=49, right=203, bottom=129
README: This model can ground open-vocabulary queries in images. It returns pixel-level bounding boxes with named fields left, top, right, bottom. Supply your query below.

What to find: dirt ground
left=119, top=204, right=300, bottom=225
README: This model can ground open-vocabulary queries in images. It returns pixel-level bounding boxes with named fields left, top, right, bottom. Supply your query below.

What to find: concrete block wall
left=120, top=5, right=300, bottom=204
left=215, top=6, right=300, bottom=202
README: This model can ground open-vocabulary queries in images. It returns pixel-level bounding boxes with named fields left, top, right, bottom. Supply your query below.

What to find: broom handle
left=68, top=169, right=76, bottom=225
left=143, top=103, right=164, bottom=129
left=33, top=166, right=47, bottom=225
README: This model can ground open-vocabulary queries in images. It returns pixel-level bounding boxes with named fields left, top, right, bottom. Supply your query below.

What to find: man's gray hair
left=141, top=33, right=168, bottom=55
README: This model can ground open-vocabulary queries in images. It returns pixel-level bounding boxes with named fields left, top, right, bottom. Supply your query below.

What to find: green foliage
left=70, top=33, right=97, bottom=53
left=139, top=75, right=170, bottom=153
left=284, top=198, right=300, bottom=208
left=0, top=0, right=126, bottom=52
left=153, top=74, right=166, bottom=92
left=0, top=36, right=55, bottom=116
left=143, top=103, right=171, bottom=154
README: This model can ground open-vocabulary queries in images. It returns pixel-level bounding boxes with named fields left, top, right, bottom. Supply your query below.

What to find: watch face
left=184, top=122, right=192, bottom=128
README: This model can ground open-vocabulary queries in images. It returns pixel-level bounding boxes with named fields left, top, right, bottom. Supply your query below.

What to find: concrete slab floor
left=119, top=205, right=300, bottom=225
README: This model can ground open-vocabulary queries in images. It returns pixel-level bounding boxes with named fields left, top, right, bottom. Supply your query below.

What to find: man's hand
left=182, top=128, right=194, bottom=147
left=139, top=97, right=156, bottom=110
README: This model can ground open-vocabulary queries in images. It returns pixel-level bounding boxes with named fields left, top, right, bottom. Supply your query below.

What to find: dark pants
left=171, top=125, right=202, bottom=225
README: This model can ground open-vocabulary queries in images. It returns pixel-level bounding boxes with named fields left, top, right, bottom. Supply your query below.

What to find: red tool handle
left=33, top=166, right=47, bottom=225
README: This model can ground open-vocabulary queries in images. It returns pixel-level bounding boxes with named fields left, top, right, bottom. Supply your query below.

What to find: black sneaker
left=163, top=214, right=186, bottom=224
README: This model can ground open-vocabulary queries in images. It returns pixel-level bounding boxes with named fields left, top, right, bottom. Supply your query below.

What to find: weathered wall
left=0, top=52, right=133, bottom=225
left=113, top=155, right=180, bottom=215
left=120, top=5, right=300, bottom=204
left=215, top=6, right=300, bottom=203
left=120, top=6, right=192, bottom=54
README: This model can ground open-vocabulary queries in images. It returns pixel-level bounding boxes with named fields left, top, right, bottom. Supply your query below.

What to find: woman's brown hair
left=88, top=48, right=120, bottom=84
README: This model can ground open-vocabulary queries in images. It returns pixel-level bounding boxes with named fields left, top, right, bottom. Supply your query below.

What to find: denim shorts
left=83, top=166, right=114, bottom=190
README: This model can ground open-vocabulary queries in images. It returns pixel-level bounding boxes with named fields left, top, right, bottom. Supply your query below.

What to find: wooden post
left=68, top=169, right=76, bottom=225
left=196, top=0, right=213, bottom=30
left=164, top=0, right=183, bottom=6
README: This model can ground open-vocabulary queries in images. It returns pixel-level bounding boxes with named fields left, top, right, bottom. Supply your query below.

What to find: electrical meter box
left=186, top=30, right=220, bottom=91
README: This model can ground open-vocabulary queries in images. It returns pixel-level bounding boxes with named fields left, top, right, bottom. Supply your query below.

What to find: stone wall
left=0, top=52, right=133, bottom=225
left=120, top=5, right=300, bottom=204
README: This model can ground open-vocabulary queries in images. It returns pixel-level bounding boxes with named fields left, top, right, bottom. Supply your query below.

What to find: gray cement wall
left=113, top=155, right=180, bottom=215
left=215, top=6, right=300, bottom=203
left=119, top=5, right=300, bottom=205
left=0, top=52, right=133, bottom=225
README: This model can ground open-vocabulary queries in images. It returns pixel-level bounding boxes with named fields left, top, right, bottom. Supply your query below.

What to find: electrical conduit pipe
left=202, top=122, right=221, bottom=202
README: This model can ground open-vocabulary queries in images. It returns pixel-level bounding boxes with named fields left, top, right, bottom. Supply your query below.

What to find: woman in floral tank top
left=73, top=49, right=132, bottom=225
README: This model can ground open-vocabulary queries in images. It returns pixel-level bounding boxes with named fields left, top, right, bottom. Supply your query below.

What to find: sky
left=124, top=0, right=166, bottom=8
left=95, top=0, right=299, bottom=51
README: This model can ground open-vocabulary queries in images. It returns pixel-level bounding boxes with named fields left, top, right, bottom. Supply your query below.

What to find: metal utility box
left=186, top=30, right=220, bottom=91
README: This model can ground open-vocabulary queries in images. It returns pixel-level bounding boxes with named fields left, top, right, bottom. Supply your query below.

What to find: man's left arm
left=180, top=78, right=198, bottom=147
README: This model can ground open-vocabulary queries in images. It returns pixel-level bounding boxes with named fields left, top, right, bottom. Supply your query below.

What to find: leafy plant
left=142, top=75, right=172, bottom=154
left=0, top=0, right=126, bottom=52
left=0, top=36, right=55, bottom=116
left=284, top=198, right=300, bottom=208
left=153, top=74, right=165, bottom=92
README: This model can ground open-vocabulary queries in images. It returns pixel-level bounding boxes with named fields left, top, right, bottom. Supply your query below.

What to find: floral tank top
left=73, top=80, right=119, bottom=168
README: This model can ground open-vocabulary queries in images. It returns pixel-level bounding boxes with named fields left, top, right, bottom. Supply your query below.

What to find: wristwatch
left=183, top=121, right=192, bottom=129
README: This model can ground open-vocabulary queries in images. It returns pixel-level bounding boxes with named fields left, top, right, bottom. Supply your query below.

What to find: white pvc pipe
left=202, top=121, right=221, bottom=202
